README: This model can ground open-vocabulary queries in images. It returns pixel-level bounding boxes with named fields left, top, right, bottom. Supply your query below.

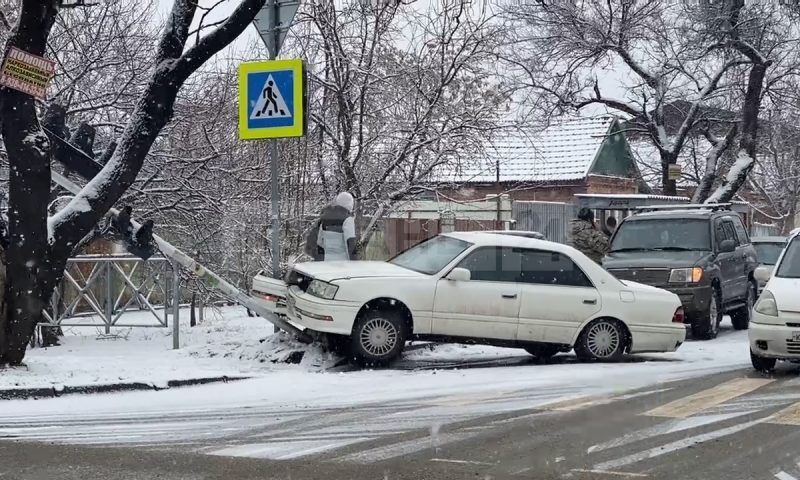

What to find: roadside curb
left=0, top=375, right=250, bottom=400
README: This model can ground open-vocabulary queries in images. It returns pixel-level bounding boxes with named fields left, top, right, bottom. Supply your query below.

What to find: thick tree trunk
left=692, top=125, right=738, bottom=204
left=706, top=62, right=769, bottom=204
left=0, top=0, right=61, bottom=365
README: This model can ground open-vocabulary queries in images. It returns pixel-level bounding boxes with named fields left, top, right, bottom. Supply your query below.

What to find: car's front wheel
left=524, top=344, right=560, bottom=360
left=751, top=350, right=777, bottom=373
left=350, top=309, right=408, bottom=367
left=692, top=287, right=722, bottom=340
left=575, top=319, right=627, bottom=361
left=731, top=281, right=756, bottom=331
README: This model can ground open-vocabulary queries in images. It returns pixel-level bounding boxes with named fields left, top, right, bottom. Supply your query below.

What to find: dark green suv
left=603, top=206, right=758, bottom=340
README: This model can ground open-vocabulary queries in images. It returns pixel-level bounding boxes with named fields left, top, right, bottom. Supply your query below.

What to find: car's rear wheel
left=692, top=287, right=721, bottom=340
left=350, top=309, right=408, bottom=367
left=575, top=319, right=626, bottom=361
left=524, top=344, right=560, bottom=360
left=751, top=350, right=777, bottom=373
left=731, top=281, right=756, bottom=331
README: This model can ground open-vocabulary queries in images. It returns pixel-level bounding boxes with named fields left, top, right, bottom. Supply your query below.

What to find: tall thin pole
left=267, top=0, right=281, bottom=280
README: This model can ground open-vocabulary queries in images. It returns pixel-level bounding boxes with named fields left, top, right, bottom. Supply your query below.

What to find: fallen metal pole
left=51, top=171, right=308, bottom=340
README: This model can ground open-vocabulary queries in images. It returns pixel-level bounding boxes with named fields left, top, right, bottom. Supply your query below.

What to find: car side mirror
left=719, top=239, right=736, bottom=253
left=446, top=267, right=471, bottom=282
left=754, top=266, right=773, bottom=283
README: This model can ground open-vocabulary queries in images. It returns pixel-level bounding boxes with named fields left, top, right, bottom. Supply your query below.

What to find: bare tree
left=504, top=0, right=745, bottom=196
left=299, top=0, right=507, bottom=244
left=505, top=0, right=800, bottom=202
left=0, top=0, right=269, bottom=365
left=704, top=1, right=799, bottom=203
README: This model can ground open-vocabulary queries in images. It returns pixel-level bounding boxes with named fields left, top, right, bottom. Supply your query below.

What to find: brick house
left=436, top=115, right=644, bottom=203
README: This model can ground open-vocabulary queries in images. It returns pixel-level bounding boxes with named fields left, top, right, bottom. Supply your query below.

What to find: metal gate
left=41, top=255, right=178, bottom=330
left=512, top=201, right=577, bottom=244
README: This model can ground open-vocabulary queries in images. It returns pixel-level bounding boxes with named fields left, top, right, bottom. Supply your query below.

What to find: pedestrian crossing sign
left=238, top=59, right=305, bottom=140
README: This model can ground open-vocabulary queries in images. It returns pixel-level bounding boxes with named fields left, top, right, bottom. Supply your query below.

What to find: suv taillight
left=672, top=306, right=685, bottom=324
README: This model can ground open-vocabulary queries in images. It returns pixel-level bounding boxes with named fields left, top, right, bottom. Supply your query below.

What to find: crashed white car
left=255, top=232, right=686, bottom=365
left=750, top=231, right=800, bottom=371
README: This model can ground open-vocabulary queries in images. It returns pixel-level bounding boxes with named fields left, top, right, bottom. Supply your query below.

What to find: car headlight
left=307, top=279, right=339, bottom=299
left=754, top=290, right=779, bottom=317
left=668, top=267, right=703, bottom=283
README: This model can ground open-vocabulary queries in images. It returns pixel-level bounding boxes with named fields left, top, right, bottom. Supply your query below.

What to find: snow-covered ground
left=0, top=306, right=752, bottom=418
left=0, top=306, right=749, bottom=393
left=0, top=306, right=340, bottom=391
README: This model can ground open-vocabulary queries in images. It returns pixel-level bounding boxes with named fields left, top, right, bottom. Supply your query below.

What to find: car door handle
left=501, top=293, right=517, bottom=299
left=583, top=299, right=597, bottom=305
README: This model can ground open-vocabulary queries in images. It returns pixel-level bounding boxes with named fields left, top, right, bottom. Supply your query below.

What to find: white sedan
left=750, top=231, right=800, bottom=371
left=258, top=232, right=686, bottom=366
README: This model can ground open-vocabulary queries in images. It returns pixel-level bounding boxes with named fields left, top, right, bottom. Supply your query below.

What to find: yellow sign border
left=238, top=59, right=305, bottom=140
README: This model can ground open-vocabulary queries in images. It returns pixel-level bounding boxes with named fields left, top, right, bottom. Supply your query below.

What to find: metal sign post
left=246, top=0, right=303, bottom=280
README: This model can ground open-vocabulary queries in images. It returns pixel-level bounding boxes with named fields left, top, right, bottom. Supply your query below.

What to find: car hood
left=619, top=279, right=663, bottom=292
left=294, top=261, right=425, bottom=282
left=768, top=277, right=800, bottom=312
left=603, top=250, right=712, bottom=269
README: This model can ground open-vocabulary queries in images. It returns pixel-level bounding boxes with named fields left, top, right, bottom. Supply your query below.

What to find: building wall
left=586, top=175, right=638, bottom=195
left=442, top=182, right=588, bottom=204
left=442, top=176, right=637, bottom=204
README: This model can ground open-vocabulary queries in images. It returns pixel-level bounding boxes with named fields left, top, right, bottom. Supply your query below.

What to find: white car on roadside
left=256, top=232, right=686, bottom=366
left=749, top=231, right=800, bottom=371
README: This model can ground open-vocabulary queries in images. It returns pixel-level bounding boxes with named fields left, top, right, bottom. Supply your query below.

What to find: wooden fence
left=380, top=218, right=505, bottom=258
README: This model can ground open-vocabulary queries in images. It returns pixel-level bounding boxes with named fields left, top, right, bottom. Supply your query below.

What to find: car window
left=457, top=247, right=522, bottom=282
left=390, top=235, right=472, bottom=275
left=520, top=249, right=593, bottom=287
left=715, top=219, right=734, bottom=247
left=732, top=218, right=750, bottom=245
left=776, top=237, right=800, bottom=278
left=722, top=221, right=739, bottom=246
left=610, top=218, right=711, bottom=251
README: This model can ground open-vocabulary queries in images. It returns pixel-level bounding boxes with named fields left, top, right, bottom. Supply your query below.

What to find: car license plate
left=793, top=332, right=800, bottom=342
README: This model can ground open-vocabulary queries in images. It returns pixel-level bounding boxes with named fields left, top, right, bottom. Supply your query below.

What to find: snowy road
left=5, top=319, right=798, bottom=479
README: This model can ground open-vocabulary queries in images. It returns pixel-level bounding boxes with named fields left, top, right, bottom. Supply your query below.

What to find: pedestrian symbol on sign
left=251, top=75, right=291, bottom=119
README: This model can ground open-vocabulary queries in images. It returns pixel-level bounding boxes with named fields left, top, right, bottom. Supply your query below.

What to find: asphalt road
left=3, top=364, right=800, bottom=480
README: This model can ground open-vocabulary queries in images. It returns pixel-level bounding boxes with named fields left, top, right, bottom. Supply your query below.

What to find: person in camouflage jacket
left=569, top=208, right=609, bottom=264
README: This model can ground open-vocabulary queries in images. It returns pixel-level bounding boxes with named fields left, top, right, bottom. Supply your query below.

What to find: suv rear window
left=610, top=218, right=711, bottom=252
left=754, top=242, right=785, bottom=265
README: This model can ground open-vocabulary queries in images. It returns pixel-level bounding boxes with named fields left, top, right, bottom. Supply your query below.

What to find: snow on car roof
left=444, top=231, right=570, bottom=251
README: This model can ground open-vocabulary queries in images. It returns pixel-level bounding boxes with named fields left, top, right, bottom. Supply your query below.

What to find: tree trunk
left=0, top=0, right=61, bottom=365
left=692, top=124, right=738, bottom=204
left=661, top=151, right=677, bottom=197
left=706, top=61, right=769, bottom=204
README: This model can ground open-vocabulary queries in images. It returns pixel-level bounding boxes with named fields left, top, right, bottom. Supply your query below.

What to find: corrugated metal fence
left=512, top=201, right=577, bottom=244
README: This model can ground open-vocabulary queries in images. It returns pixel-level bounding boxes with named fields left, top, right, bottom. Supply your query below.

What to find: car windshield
left=776, top=238, right=800, bottom=278
left=389, top=235, right=472, bottom=274
left=610, top=218, right=711, bottom=252
left=754, top=242, right=785, bottom=265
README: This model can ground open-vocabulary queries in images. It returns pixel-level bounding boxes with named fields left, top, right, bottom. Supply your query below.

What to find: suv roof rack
left=633, top=203, right=732, bottom=213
